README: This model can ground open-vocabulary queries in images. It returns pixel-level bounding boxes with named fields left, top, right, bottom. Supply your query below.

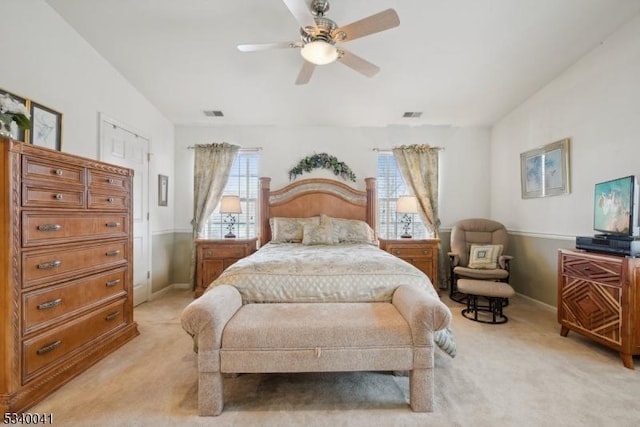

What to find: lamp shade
left=219, top=195, right=242, bottom=214
left=300, top=41, right=339, bottom=65
left=396, top=196, right=418, bottom=214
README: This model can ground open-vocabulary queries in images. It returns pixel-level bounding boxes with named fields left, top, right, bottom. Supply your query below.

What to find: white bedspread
left=208, top=242, right=436, bottom=303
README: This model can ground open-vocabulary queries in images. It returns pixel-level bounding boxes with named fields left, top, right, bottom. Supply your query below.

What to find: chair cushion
left=468, top=244, right=503, bottom=269
left=453, top=266, right=510, bottom=280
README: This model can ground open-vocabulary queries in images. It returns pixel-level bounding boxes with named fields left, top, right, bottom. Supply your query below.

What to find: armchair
left=448, top=218, right=513, bottom=303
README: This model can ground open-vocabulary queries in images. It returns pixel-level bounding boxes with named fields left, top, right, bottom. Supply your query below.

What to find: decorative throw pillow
left=328, top=217, right=377, bottom=245
left=271, top=217, right=320, bottom=243
left=468, top=244, right=503, bottom=269
left=302, top=223, right=334, bottom=246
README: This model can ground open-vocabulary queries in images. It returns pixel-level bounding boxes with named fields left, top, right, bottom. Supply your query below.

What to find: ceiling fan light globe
left=300, top=41, right=338, bottom=65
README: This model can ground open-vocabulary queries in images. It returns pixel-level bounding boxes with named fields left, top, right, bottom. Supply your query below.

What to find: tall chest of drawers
left=1, top=137, right=139, bottom=411
left=557, top=249, right=640, bottom=369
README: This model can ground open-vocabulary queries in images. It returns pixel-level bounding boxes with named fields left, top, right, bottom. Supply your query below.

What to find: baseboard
left=150, top=283, right=192, bottom=301
left=515, top=292, right=556, bottom=312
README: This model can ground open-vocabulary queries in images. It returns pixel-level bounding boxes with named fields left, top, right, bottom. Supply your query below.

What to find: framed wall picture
left=158, top=174, right=169, bottom=206
left=520, top=138, right=571, bottom=199
left=0, top=88, right=29, bottom=143
left=29, top=101, right=62, bottom=151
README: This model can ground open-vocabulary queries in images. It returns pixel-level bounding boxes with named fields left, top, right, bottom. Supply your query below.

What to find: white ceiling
left=46, top=0, right=640, bottom=128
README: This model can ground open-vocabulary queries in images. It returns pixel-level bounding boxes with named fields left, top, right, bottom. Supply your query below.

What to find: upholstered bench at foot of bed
left=181, top=284, right=450, bottom=416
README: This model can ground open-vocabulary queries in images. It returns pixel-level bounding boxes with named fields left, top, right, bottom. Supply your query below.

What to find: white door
left=100, top=116, right=151, bottom=306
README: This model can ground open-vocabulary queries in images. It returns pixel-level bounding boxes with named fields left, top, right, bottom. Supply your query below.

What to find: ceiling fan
left=237, top=0, right=400, bottom=85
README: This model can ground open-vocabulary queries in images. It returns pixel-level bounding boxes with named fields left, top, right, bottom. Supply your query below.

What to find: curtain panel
left=392, top=144, right=445, bottom=288
left=189, top=143, right=240, bottom=287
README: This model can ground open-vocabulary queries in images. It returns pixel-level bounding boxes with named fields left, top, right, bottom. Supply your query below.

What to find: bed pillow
left=270, top=216, right=320, bottom=243
left=326, top=216, right=377, bottom=245
left=468, top=244, right=503, bottom=269
left=302, top=223, right=335, bottom=246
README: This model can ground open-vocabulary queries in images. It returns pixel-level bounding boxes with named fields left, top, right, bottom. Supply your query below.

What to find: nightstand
left=379, top=238, right=440, bottom=285
left=194, top=238, right=258, bottom=298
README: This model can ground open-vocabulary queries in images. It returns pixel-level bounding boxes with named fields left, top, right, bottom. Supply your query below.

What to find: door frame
left=98, top=112, right=151, bottom=305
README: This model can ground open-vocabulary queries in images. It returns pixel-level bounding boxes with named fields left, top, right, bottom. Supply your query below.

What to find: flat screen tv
left=593, top=175, right=639, bottom=237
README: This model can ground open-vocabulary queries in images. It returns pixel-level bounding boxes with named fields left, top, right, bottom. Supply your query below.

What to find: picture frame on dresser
left=0, top=88, right=29, bottom=143
left=29, top=101, right=62, bottom=151
left=520, top=138, right=570, bottom=199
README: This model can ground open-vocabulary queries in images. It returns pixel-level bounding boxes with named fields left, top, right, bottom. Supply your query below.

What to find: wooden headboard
left=259, top=177, right=377, bottom=247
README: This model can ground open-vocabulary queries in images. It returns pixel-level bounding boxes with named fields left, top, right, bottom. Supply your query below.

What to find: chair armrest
left=180, top=285, right=242, bottom=352
left=448, top=252, right=460, bottom=268
left=499, top=255, right=513, bottom=270
left=392, top=285, right=452, bottom=346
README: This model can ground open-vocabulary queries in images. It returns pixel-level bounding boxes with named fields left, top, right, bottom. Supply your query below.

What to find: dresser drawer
left=88, top=170, right=130, bottom=193
left=23, top=268, right=127, bottom=334
left=22, top=156, right=85, bottom=187
left=388, top=246, right=433, bottom=258
left=22, top=212, right=129, bottom=247
left=22, top=299, right=126, bottom=381
left=22, top=241, right=128, bottom=288
left=22, top=184, right=85, bottom=209
left=561, top=254, right=622, bottom=286
left=87, top=191, right=130, bottom=210
left=203, top=245, right=248, bottom=259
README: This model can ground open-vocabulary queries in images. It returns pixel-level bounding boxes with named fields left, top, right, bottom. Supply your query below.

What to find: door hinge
left=147, top=212, right=150, bottom=220
left=147, top=153, right=152, bottom=162
left=147, top=271, right=150, bottom=279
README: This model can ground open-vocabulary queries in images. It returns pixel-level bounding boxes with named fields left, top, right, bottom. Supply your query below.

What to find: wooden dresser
left=1, top=137, right=139, bottom=412
left=194, top=238, right=258, bottom=297
left=557, top=249, right=640, bottom=369
left=379, top=238, right=440, bottom=285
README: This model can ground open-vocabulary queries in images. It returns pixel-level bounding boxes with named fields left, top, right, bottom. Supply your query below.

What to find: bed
left=181, top=177, right=455, bottom=415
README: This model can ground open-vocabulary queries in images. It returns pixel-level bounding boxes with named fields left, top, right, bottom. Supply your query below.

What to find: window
left=201, top=150, right=260, bottom=239
left=376, top=152, right=427, bottom=239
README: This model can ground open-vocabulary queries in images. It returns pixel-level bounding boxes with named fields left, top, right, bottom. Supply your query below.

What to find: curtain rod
left=187, top=146, right=262, bottom=151
left=372, top=146, right=444, bottom=151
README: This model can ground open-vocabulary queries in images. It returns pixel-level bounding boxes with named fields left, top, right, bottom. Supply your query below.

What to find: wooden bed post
left=259, top=177, right=271, bottom=247
left=365, top=177, right=377, bottom=231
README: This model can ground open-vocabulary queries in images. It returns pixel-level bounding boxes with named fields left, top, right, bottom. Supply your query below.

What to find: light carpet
left=31, top=288, right=640, bottom=426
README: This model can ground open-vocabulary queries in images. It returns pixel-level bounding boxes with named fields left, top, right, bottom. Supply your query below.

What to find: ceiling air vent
left=203, top=110, right=224, bottom=117
left=402, top=112, right=422, bottom=118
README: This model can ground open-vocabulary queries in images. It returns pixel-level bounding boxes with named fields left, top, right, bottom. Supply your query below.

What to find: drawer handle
left=106, top=279, right=121, bottom=287
left=54, top=169, right=63, bottom=176
left=36, top=340, right=62, bottom=355
left=37, top=260, right=61, bottom=270
left=37, top=298, right=62, bottom=310
left=37, top=224, right=62, bottom=232
left=107, top=197, right=115, bottom=203
left=105, top=311, right=120, bottom=321
left=105, top=221, right=121, bottom=228
left=107, top=178, right=115, bottom=184
left=105, top=250, right=121, bottom=257
left=54, top=193, right=64, bottom=200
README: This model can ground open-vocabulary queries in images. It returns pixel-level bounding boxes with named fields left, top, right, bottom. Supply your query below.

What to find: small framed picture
left=29, top=101, right=62, bottom=151
left=520, top=138, right=571, bottom=199
left=0, top=88, right=29, bottom=143
left=158, top=174, right=169, bottom=207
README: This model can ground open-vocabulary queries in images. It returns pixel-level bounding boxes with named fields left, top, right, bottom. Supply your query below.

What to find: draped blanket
left=207, top=243, right=456, bottom=357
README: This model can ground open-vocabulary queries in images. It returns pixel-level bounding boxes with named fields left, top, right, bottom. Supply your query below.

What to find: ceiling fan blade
left=295, top=60, right=316, bottom=85
left=237, top=42, right=301, bottom=52
left=337, top=49, right=380, bottom=78
left=282, top=0, right=317, bottom=30
left=334, top=9, right=400, bottom=42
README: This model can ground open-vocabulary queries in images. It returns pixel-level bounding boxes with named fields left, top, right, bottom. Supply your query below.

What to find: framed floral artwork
left=0, top=88, right=29, bottom=143
left=520, top=138, right=571, bottom=199
left=29, top=101, right=62, bottom=151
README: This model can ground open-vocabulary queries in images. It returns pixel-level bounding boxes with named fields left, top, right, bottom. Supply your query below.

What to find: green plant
left=288, top=152, right=356, bottom=182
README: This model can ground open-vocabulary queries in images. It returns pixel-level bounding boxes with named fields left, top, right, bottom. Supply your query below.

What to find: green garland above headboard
left=288, top=152, right=357, bottom=182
